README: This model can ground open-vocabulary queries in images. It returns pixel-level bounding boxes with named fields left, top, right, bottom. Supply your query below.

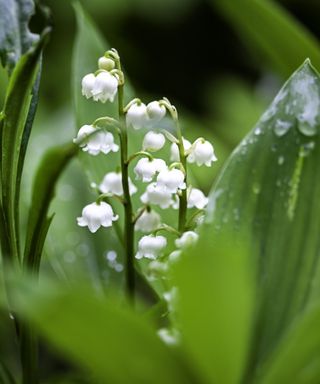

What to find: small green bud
left=98, top=56, right=115, bottom=71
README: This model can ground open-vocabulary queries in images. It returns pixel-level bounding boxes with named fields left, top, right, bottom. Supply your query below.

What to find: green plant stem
left=162, top=102, right=187, bottom=232
left=175, top=120, right=187, bottom=232
left=116, top=60, right=135, bottom=301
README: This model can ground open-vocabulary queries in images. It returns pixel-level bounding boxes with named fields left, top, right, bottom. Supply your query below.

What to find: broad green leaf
left=24, top=142, right=77, bottom=272
left=0, top=30, right=50, bottom=261
left=210, top=0, right=320, bottom=77
left=0, top=0, right=39, bottom=73
left=257, top=305, right=320, bottom=384
left=13, top=280, right=193, bottom=384
left=205, top=60, right=320, bottom=379
left=174, top=234, right=255, bottom=384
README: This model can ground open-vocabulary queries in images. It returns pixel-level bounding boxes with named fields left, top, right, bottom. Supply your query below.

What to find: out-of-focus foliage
left=210, top=0, right=320, bottom=77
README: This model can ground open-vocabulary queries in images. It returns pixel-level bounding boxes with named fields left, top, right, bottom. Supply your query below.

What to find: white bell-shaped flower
left=141, top=183, right=173, bottom=209
left=135, top=210, right=161, bottom=232
left=146, top=101, right=166, bottom=125
left=91, top=71, right=118, bottom=103
left=99, top=172, right=137, bottom=196
left=135, top=235, right=167, bottom=260
left=142, top=131, right=165, bottom=152
left=77, top=202, right=118, bottom=233
left=81, top=73, right=95, bottom=99
left=126, top=102, right=148, bottom=130
left=175, top=231, right=199, bottom=249
left=74, top=125, right=119, bottom=156
left=170, top=138, right=192, bottom=162
left=134, top=158, right=167, bottom=182
left=188, top=188, right=208, bottom=209
left=156, top=168, right=186, bottom=193
left=188, top=138, right=217, bottom=166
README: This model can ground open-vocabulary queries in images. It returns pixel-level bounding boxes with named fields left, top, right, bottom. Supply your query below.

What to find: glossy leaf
left=205, top=60, right=320, bottom=380
left=174, top=234, right=255, bottom=384
left=13, top=280, right=192, bottom=384
left=211, top=0, right=320, bottom=77
left=257, top=305, right=320, bottom=384
left=24, top=142, right=77, bottom=272
left=0, top=0, right=39, bottom=73
left=1, top=29, right=50, bottom=261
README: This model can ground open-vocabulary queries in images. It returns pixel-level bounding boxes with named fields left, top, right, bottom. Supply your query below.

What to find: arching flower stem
left=126, top=151, right=154, bottom=165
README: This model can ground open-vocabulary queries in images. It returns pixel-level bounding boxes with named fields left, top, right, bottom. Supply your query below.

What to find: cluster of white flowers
left=75, top=49, right=218, bottom=275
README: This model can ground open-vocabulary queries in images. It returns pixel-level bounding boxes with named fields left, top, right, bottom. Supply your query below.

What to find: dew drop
left=274, top=119, right=292, bottom=137
left=301, top=141, right=315, bottom=157
left=278, top=156, right=284, bottom=165
left=254, top=127, right=262, bottom=136
left=297, top=120, right=317, bottom=137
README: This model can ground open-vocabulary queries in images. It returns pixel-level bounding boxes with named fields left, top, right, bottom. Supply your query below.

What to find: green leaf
left=24, top=142, right=77, bottom=272
left=205, top=60, right=320, bottom=379
left=13, top=280, right=192, bottom=384
left=0, top=29, right=50, bottom=261
left=174, top=233, right=255, bottom=384
left=0, top=0, right=39, bottom=73
left=257, top=305, right=320, bottom=384
left=210, top=0, right=320, bottom=77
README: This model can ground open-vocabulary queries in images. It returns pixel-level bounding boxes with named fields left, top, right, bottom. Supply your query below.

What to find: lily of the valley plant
left=74, top=48, right=217, bottom=299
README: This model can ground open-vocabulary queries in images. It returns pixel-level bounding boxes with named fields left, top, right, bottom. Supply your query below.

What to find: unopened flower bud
left=146, top=101, right=166, bottom=125
left=98, top=56, right=115, bottom=71
left=143, top=131, right=165, bottom=152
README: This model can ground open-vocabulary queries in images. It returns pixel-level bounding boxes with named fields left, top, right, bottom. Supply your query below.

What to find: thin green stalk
left=115, top=57, right=135, bottom=301
left=173, top=116, right=187, bottom=232
left=161, top=101, right=188, bottom=232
